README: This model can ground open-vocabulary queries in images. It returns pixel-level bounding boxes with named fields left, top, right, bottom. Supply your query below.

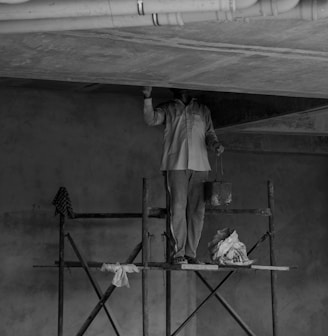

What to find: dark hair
left=170, top=88, right=186, bottom=92
left=170, top=88, right=188, bottom=97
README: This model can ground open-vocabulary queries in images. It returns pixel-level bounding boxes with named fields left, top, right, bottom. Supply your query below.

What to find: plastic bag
left=208, top=228, right=254, bottom=266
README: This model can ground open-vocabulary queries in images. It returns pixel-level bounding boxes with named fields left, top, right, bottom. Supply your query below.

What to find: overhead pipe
left=182, top=0, right=302, bottom=22
left=0, top=13, right=185, bottom=33
left=271, top=0, right=328, bottom=20
left=0, top=0, right=257, bottom=21
left=231, top=0, right=301, bottom=18
left=0, top=0, right=327, bottom=34
left=0, top=0, right=29, bottom=3
left=171, top=0, right=328, bottom=23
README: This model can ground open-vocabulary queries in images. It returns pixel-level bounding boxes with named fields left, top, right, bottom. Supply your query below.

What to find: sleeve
left=204, top=105, right=221, bottom=151
left=143, top=98, right=166, bottom=126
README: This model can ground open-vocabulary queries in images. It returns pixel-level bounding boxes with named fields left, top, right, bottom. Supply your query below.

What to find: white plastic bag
left=208, top=229, right=254, bottom=266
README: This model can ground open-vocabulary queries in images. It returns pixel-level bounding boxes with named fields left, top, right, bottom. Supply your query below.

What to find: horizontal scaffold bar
left=72, top=207, right=167, bottom=219
left=205, top=208, right=272, bottom=216
left=45, top=261, right=290, bottom=272
left=72, top=212, right=141, bottom=219
left=69, top=207, right=271, bottom=220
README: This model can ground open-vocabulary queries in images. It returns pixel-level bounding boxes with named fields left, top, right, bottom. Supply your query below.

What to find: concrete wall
left=0, top=86, right=195, bottom=336
left=0, top=86, right=327, bottom=336
left=197, top=151, right=328, bottom=335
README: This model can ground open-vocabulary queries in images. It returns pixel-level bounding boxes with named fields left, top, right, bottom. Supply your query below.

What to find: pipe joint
left=137, top=0, right=145, bottom=15
left=228, top=0, right=236, bottom=12
left=311, top=0, right=318, bottom=20
left=270, top=0, right=279, bottom=16
left=152, top=13, right=159, bottom=25
left=219, top=0, right=236, bottom=12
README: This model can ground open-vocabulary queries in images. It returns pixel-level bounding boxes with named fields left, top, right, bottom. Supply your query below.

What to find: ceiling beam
left=218, top=132, right=328, bottom=155
left=217, top=105, right=328, bottom=135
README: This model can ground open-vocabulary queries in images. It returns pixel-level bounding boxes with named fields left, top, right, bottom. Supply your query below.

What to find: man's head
left=170, top=88, right=191, bottom=104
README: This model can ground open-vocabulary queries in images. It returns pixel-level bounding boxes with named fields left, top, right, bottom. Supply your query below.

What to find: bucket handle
left=215, top=155, right=224, bottom=181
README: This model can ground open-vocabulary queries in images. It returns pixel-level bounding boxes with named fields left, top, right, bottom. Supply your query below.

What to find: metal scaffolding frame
left=48, top=178, right=288, bottom=336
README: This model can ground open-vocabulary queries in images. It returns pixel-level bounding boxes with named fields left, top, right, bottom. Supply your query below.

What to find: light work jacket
left=144, top=97, right=220, bottom=171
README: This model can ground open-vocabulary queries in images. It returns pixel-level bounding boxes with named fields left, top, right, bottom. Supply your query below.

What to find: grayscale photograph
left=0, top=1, right=327, bottom=336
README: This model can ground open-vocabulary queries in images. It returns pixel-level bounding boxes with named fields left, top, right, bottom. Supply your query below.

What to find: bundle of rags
left=208, top=228, right=254, bottom=266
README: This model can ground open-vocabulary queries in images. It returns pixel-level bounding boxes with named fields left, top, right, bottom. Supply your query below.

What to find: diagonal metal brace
left=196, top=272, right=256, bottom=336
left=171, top=232, right=270, bottom=336
left=75, top=242, right=142, bottom=336
left=66, top=233, right=121, bottom=336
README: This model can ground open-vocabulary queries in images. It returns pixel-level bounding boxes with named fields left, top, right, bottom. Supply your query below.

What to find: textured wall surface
left=0, top=86, right=327, bottom=336
left=197, top=151, right=328, bottom=335
left=0, top=87, right=195, bottom=336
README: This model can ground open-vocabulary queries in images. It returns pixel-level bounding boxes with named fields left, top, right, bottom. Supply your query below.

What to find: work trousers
left=166, top=170, right=208, bottom=259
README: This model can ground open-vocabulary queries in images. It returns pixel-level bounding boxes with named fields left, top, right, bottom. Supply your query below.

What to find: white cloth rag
left=100, top=263, right=139, bottom=288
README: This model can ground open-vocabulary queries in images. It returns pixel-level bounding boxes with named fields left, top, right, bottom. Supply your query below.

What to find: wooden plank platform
left=180, top=264, right=290, bottom=271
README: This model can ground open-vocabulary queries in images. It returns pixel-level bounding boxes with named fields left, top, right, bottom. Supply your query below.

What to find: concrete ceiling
left=1, top=17, right=328, bottom=98
left=1, top=1, right=328, bottom=151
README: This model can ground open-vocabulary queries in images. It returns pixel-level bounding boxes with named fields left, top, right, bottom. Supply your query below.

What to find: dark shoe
left=172, top=256, right=188, bottom=264
left=185, top=256, right=205, bottom=265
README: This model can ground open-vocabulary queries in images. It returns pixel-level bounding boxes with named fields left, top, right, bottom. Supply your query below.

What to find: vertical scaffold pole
left=165, top=174, right=171, bottom=336
left=142, top=178, right=150, bottom=336
left=58, top=213, right=65, bottom=336
left=268, top=180, right=278, bottom=336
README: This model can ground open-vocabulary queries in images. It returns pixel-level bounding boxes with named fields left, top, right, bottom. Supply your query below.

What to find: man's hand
left=215, top=144, right=224, bottom=156
left=142, top=86, right=152, bottom=99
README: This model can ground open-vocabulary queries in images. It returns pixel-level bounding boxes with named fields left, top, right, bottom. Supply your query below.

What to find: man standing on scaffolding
left=142, top=86, right=224, bottom=265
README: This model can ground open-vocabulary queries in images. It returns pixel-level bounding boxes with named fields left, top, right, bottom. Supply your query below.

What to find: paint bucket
left=204, top=156, right=232, bottom=206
